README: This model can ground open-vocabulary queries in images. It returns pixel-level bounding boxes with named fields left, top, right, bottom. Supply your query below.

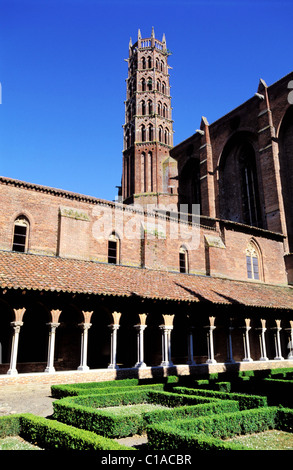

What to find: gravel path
left=0, top=383, right=55, bottom=417
left=0, top=384, right=148, bottom=448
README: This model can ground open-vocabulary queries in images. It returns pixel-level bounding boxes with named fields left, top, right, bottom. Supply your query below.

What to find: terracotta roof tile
left=0, top=250, right=293, bottom=310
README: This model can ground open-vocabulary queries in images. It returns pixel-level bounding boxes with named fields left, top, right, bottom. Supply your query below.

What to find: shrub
left=0, top=415, right=22, bottom=438
left=19, top=414, right=133, bottom=450
left=147, top=406, right=282, bottom=450
left=172, top=386, right=267, bottom=409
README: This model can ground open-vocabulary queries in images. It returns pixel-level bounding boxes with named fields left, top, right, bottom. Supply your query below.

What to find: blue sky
left=0, top=0, right=292, bottom=201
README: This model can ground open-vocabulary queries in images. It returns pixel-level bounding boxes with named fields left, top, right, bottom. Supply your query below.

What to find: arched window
left=12, top=216, right=29, bottom=252
left=108, top=233, right=119, bottom=264
left=156, top=79, right=161, bottom=92
left=157, top=101, right=162, bottom=116
left=141, top=100, right=146, bottom=115
left=142, top=57, right=146, bottom=69
left=158, top=126, right=163, bottom=142
left=161, top=60, right=164, bottom=72
left=147, top=99, right=153, bottom=115
left=162, top=81, right=166, bottom=94
left=164, top=128, right=169, bottom=144
left=147, top=78, right=152, bottom=91
left=163, top=103, right=168, bottom=118
left=147, top=56, right=152, bottom=68
left=179, top=246, right=188, bottom=273
left=246, top=240, right=262, bottom=280
left=141, top=78, right=146, bottom=91
left=148, top=124, right=153, bottom=141
left=156, top=59, right=159, bottom=69
left=141, top=125, right=146, bottom=142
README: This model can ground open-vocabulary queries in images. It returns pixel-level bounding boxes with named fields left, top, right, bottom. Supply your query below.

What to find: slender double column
left=286, top=320, right=293, bottom=359
left=134, top=313, right=148, bottom=368
left=258, top=319, right=269, bottom=361
left=273, top=319, right=284, bottom=360
left=45, top=309, right=62, bottom=373
left=242, top=318, right=253, bottom=362
left=77, top=311, right=93, bottom=371
left=7, top=308, right=26, bottom=375
left=160, top=314, right=174, bottom=367
left=206, top=316, right=217, bottom=364
left=108, top=311, right=121, bottom=369
left=187, top=327, right=196, bottom=366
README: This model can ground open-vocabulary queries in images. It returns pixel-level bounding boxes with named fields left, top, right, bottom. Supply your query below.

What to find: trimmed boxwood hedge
left=0, top=414, right=133, bottom=450
left=52, top=389, right=236, bottom=438
left=51, top=376, right=179, bottom=399
left=172, top=386, right=267, bottom=409
left=147, top=406, right=293, bottom=450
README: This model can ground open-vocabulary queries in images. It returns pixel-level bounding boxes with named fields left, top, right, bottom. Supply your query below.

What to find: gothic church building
left=1, top=29, right=293, bottom=384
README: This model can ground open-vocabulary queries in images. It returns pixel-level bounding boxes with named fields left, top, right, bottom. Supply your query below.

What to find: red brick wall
left=0, top=177, right=288, bottom=285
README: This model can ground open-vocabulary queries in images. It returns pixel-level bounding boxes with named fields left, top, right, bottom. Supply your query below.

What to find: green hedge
left=172, top=386, right=267, bottom=409
left=0, top=414, right=132, bottom=450
left=0, top=414, right=22, bottom=438
left=52, top=389, right=232, bottom=438
left=147, top=406, right=293, bottom=450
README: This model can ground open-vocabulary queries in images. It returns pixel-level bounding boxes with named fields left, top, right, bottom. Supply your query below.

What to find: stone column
left=45, top=322, right=60, bottom=373
left=242, top=318, right=253, bottom=362
left=77, top=311, right=93, bottom=371
left=108, top=311, right=121, bottom=369
left=45, top=309, right=62, bottom=373
left=285, top=320, right=293, bottom=359
left=227, top=326, right=235, bottom=363
left=7, top=308, right=26, bottom=376
left=273, top=319, right=284, bottom=360
left=186, top=327, right=196, bottom=365
left=7, top=322, right=23, bottom=375
left=77, top=323, right=92, bottom=371
left=206, top=316, right=217, bottom=364
left=258, top=319, right=269, bottom=361
left=134, top=313, right=147, bottom=368
left=160, top=314, right=174, bottom=367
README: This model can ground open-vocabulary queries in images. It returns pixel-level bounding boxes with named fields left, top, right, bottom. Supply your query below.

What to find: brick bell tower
left=121, top=28, right=178, bottom=208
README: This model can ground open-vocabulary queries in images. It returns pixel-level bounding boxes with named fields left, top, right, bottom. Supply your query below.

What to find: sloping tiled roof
left=0, top=250, right=293, bottom=310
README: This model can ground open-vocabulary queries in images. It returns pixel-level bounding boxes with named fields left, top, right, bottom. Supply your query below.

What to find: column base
left=7, top=369, right=18, bottom=375
left=160, top=361, right=174, bottom=367
left=259, top=357, right=269, bottom=361
left=44, top=366, right=56, bottom=373
left=186, top=360, right=196, bottom=366
left=274, top=356, right=284, bottom=361
left=206, top=359, right=217, bottom=364
left=134, top=362, right=147, bottom=368
left=242, top=358, right=253, bottom=362
left=77, top=365, right=90, bottom=371
left=108, top=364, right=119, bottom=369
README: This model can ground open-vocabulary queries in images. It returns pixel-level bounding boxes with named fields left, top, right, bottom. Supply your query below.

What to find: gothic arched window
left=12, top=216, right=30, bottom=253
left=246, top=240, right=262, bottom=281
left=141, top=100, right=146, bottom=115
left=141, top=78, right=146, bottom=91
left=141, top=125, right=146, bottom=142
left=148, top=124, right=153, bottom=141
left=148, top=100, right=153, bottom=115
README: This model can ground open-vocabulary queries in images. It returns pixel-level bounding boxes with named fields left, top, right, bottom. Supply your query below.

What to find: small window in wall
left=246, top=241, right=261, bottom=280
left=179, top=246, right=188, bottom=273
left=12, top=217, right=29, bottom=252
left=108, top=233, right=119, bottom=264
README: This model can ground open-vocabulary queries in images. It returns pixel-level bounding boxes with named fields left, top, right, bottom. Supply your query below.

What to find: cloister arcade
left=1, top=288, right=292, bottom=377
